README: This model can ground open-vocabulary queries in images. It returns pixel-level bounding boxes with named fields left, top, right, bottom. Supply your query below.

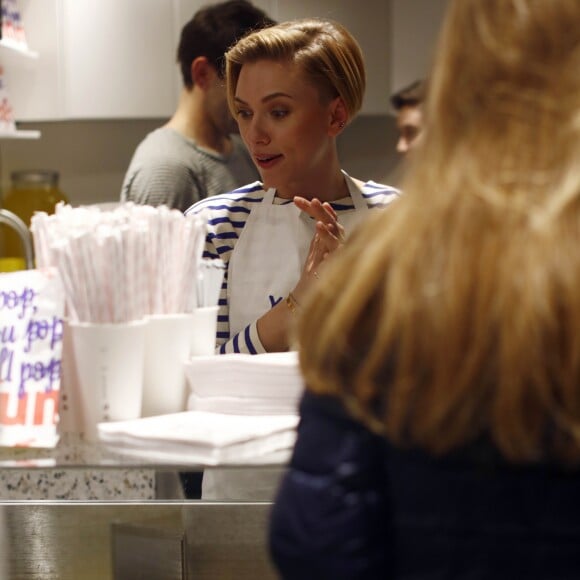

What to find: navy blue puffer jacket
left=269, top=391, right=580, bottom=580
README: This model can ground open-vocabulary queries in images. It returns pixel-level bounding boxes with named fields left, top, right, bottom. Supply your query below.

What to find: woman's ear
left=190, top=56, right=216, bottom=90
left=328, top=97, right=348, bottom=136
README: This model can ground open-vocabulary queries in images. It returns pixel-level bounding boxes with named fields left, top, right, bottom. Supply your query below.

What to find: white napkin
left=187, top=393, right=299, bottom=416
left=97, top=410, right=298, bottom=466
left=184, top=351, right=304, bottom=415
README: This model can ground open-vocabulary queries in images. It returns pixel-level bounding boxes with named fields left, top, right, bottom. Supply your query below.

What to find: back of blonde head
left=297, top=0, right=580, bottom=463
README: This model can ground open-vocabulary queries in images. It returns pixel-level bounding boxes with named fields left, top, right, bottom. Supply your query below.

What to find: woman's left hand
left=294, top=196, right=345, bottom=259
left=255, top=196, right=345, bottom=353
left=292, top=196, right=345, bottom=303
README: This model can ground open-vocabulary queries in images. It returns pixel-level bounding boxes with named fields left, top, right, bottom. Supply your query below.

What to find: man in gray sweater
left=121, top=1, right=274, bottom=212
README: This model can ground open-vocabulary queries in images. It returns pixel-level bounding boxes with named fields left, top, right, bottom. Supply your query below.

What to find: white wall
left=390, top=0, right=448, bottom=95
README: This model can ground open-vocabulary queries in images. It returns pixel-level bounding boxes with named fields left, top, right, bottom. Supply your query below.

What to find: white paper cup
left=142, top=313, right=192, bottom=417
left=68, top=319, right=146, bottom=441
left=58, top=320, right=83, bottom=436
left=190, top=306, right=218, bottom=357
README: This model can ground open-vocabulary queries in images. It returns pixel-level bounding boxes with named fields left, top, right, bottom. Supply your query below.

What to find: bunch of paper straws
left=30, top=202, right=209, bottom=323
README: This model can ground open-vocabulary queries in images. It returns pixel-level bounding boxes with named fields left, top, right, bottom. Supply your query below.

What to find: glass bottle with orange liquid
left=0, top=170, right=69, bottom=271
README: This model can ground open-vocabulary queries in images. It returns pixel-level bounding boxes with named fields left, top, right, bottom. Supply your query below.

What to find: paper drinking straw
left=134, top=224, right=150, bottom=320
left=103, top=222, right=123, bottom=322
left=180, top=215, right=206, bottom=312
left=73, top=232, right=102, bottom=322
left=30, top=212, right=52, bottom=268
left=50, top=241, right=80, bottom=322
left=121, top=225, right=137, bottom=322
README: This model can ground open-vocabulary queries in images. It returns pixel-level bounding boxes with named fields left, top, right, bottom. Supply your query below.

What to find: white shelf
left=0, top=129, right=41, bottom=139
left=0, top=38, right=38, bottom=59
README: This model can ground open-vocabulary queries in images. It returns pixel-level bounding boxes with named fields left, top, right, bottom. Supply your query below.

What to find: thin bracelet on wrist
left=286, top=292, right=300, bottom=314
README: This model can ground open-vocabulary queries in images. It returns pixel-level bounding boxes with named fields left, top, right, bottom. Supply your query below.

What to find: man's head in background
left=177, top=0, right=275, bottom=88
left=390, top=79, right=425, bottom=155
left=177, top=0, right=276, bottom=136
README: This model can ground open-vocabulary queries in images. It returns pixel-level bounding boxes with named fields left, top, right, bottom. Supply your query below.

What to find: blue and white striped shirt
left=186, top=179, right=399, bottom=354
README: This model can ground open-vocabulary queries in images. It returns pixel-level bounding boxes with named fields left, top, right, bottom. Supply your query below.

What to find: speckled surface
left=0, top=433, right=156, bottom=500
left=0, top=469, right=155, bottom=500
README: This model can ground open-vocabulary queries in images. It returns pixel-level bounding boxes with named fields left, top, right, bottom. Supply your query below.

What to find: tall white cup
left=142, top=313, right=192, bottom=417
left=58, top=320, right=83, bottom=436
left=190, top=306, right=218, bottom=357
left=68, top=319, right=147, bottom=441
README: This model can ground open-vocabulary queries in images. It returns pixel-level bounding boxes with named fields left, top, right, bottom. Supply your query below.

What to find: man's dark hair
left=177, top=0, right=275, bottom=88
left=390, top=79, right=426, bottom=111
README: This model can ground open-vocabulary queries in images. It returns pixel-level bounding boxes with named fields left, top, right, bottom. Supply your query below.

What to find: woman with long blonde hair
left=269, top=0, right=580, bottom=577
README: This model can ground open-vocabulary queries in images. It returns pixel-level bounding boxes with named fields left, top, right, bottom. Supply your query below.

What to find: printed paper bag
left=0, top=267, right=64, bottom=447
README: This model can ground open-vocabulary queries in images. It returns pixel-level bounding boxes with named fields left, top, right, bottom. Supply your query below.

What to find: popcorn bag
left=0, top=268, right=65, bottom=447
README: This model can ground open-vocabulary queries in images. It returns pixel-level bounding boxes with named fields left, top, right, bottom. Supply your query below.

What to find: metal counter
left=0, top=436, right=283, bottom=579
left=0, top=500, right=278, bottom=579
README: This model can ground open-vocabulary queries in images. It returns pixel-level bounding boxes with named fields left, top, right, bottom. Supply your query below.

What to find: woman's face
left=233, top=59, right=338, bottom=196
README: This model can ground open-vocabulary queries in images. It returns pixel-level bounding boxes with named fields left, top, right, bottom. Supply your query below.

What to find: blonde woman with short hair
left=186, top=18, right=398, bottom=357
left=186, top=18, right=398, bottom=501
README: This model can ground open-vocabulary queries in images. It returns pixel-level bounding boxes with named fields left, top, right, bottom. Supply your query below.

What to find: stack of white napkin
left=97, top=352, right=304, bottom=465
left=98, top=411, right=299, bottom=466
left=184, top=351, right=304, bottom=415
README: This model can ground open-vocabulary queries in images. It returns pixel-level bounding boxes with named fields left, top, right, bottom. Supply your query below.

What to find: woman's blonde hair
left=297, top=0, right=580, bottom=464
left=224, top=18, right=366, bottom=122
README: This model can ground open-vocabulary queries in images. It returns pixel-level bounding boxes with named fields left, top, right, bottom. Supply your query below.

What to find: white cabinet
left=2, top=0, right=60, bottom=122
left=12, top=0, right=276, bottom=121
left=0, top=0, right=42, bottom=136
left=7, top=0, right=446, bottom=121
left=61, top=0, right=176, bottom=119
left=0, top=41, right=41, bottom=137
left=10, top=0, right=179, bottom=121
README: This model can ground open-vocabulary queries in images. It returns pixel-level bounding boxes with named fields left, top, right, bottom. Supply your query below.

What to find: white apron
left=228, top=173, right=369, bottom=337
left=201, top=175, right=369, bottom=501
